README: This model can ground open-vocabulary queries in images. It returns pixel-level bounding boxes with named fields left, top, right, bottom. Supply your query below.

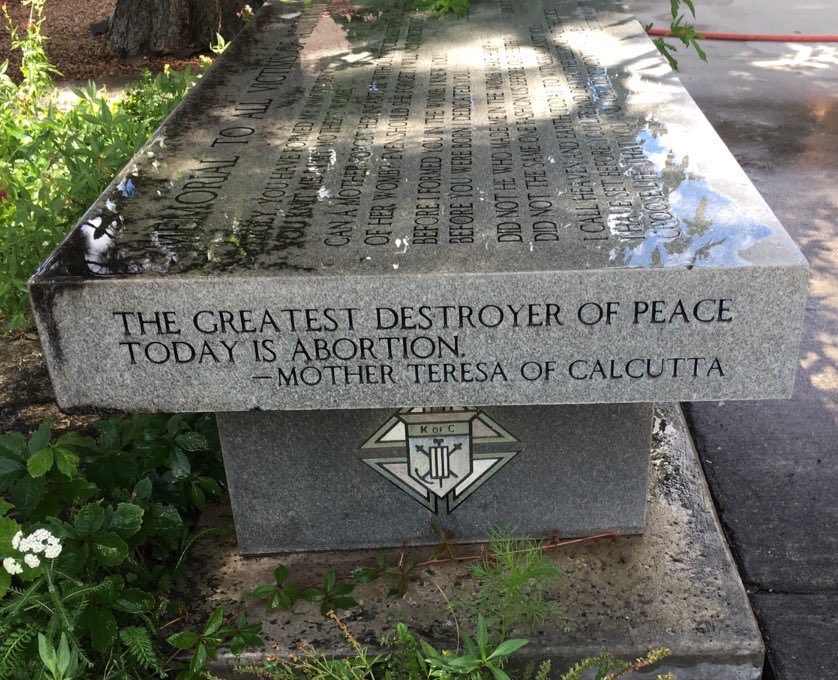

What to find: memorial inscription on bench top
left=31, top=0, right=808, bottom=413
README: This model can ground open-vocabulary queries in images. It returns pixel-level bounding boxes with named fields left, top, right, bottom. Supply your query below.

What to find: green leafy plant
left=559, top=648, right=674, bottom=680
left=302, top=568, right=360, bottom=617
left=121, top=64, right=198, bottom=133
left=168, top=605, right=264, bottom=679
left=458, top=527, right=563, bottom=641
left=250, top=550, right=426, bottom=622
left=415, top=0, right=470, bottom=18
left=421, top=614, right=528, bottom=679
left=250, top=564, right=305, bottom=612
left=648, top=0, right=707, bottom=70
left=0, top=413, right=228, bottom=678
left=211, top=32, right=231, bottom=55
left=350, top=550, right=422, bottom=598
left=378, top=621, right=429, bottom=679
left=37, top=632, right=79, bottom=680
left=246, top=613, right=674, bottom=679
left=241, top=534, right=674, bottom=679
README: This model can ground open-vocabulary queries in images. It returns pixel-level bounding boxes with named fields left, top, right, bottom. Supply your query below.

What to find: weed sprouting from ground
left=457, top=526, right=563, bottom=641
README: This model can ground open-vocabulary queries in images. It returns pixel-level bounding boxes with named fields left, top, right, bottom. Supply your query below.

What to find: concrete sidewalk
left=627, top=2, right=838, bottom=678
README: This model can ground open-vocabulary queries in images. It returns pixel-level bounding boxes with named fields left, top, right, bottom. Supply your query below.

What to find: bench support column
left=218, top=403, right=652, bottom=554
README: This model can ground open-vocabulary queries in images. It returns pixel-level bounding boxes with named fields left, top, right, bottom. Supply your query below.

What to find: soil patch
left=1, top=0, right=207, bottom=83
left=0, top=331, right=96, bottom=437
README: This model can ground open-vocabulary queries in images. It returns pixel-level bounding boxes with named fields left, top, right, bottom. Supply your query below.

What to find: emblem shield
left=362, top=408, right=521, bottom=514
left=401, top=412, right=475, bottom=498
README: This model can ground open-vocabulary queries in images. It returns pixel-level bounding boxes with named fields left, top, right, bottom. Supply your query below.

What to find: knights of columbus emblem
left=361, top=408, right=522, bottom=514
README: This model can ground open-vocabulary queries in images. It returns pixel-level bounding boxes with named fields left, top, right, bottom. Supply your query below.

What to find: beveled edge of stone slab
left=31, top=264, right=809, bottom=412
left=179, top=403, right=763, bottom=678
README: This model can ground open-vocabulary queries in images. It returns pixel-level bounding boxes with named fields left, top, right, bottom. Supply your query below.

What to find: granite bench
left=31, top=0, right=808, bottom=554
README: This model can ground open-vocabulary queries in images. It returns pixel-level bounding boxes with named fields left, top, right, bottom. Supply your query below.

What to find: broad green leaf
left=350, top=566, right=379, bottom=584
left=420, top=639, right=440, bottom=660
left=189, top=484, right=206, bottom=511
left=248, top=584, right=275, bottom=599
left=38, top=634, right=58, bottom=674
left=133, top=477, right=152, bottom=500
left=324, top=569, right=336, bottom=591
left=88, top=606, right=118, bottom=652
left=55, top=431, right=95, bottom=451
left=113, top=588, right=155, bottom=614
left=55, top=478, right=99, bottom=505
left=274, top=564, right=289, bottom=584
left=54, top=448, right=79, bottom=477
left=190, top=641, right=208, bottom=672
left=242, top=631, right=263, bottom=648
left=0, top=457, right=25, bottom=492
left=271, top=591, right=293, bottom=610
left=91, top=531, right=129, bottom=566
left=57, top=633, right=72, bottom=673
left=170, top=448, right=191, bottom=479
left=332, top=583, right=354, bottom=596
left=9, top=476, right=47, bottom=517
left=230, top=635, right=245, bottom=657
left=197, top=476, right=221, bottom=496
left=204, top=606, right=225, bottom=635
left=27, top=420, right=52, bottom=455
left=0, top=432, right=26, bottom=459
left=0, top=498, right=13, bottom=516
left=167, top=631, right=199, bottom=650
left=446, top=656, right=481, bottom=670
left=490, top=667, right=512, bottom=680
left=302, top=588, right=322, bottom=602
left=75, top=503, right=105, bottom=536
left=109, top=502, right=144, bottom=537
left=26, top=447, right=54, bottom=477
left=149, top=503, right=182, bottom=530
left=166, top=414, right=187, bottom=437
left=175, top=431, right=208, bottom=451
left=476, top=614, right=489, bottom=650
left=330, top=595, right=358, bottom=610
left=488, top=638, right=529, bottom=660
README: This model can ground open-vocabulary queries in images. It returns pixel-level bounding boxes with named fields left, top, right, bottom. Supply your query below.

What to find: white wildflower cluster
left=2, top=557, right=22, bottom=575
left=14, top=529, right=62, bottom=558
left=3, top=529, right=63, bottom=576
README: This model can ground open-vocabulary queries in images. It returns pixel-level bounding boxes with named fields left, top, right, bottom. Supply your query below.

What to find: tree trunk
left=107, top=0, right=245, bottom=57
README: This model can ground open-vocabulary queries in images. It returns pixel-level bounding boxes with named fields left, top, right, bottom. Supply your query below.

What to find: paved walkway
left=627, top=2, right=838, bottom=678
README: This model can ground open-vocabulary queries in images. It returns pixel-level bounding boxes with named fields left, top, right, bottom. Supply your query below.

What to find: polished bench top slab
left=30, top=0, right=808, bottom=412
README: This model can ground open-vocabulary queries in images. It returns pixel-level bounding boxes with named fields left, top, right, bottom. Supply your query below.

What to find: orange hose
left=647, top=27, right=838, bottom=42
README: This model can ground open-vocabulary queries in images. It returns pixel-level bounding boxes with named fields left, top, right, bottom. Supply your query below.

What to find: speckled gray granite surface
left=184, top=404, right=763, bottom=679
left=31, top=0, right=807, bottom=412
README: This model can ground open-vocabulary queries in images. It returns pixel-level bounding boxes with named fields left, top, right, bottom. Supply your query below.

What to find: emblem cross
left=414, top=438, right=462, bottom=487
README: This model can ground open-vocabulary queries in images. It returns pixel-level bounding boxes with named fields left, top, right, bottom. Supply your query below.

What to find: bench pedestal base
left=217, top=403, right=652, bottom=554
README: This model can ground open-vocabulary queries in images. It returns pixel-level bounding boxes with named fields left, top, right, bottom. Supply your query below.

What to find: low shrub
left=0, top=413, right=226, bottom=678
